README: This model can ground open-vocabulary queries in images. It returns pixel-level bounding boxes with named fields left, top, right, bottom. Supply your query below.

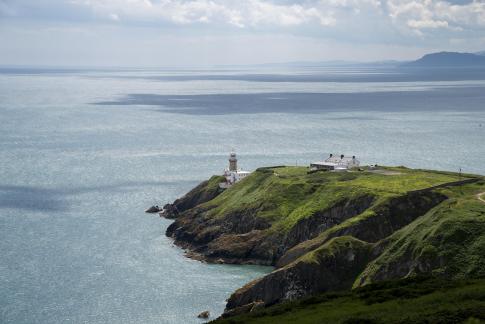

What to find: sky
left=1, top=0, right=485, bottom=67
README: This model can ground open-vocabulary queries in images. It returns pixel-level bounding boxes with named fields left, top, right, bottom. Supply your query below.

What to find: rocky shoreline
left=159, top=166, right=485, bottom=318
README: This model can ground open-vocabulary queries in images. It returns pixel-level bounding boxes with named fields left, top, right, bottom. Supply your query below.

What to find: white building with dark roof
left=310, top=154, right=360, bottom=171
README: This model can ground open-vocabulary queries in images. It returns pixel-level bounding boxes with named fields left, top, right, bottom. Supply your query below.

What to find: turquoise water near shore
left=1, top=67, right=485, bottom=323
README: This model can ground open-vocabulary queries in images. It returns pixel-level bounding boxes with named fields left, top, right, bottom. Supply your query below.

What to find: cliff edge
left=161, top=166, right=485, bottom=316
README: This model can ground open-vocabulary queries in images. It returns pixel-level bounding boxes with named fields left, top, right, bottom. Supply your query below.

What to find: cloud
left=385, top=0, right=485, bottom=33
left=3, top=0, right=485, bottom=37
left=407, top=19, right=449, bottom=29
left=2, top=0, right=485, bottom=66
left=64, top=0, right=338, bottom=28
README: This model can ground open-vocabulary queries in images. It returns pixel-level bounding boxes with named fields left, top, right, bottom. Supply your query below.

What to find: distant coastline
left=402, top=51, right=485, bottom=68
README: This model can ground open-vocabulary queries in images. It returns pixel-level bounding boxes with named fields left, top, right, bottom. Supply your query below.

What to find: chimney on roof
left=340, top=154, right=344, bottom=159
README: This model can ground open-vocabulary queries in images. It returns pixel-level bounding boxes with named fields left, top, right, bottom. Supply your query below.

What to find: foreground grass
left=214, top=277, right=485, bottom=324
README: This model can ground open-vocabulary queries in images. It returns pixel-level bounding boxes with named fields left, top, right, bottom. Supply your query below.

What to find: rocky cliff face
left=166, top=204, right=277, bottom=264
left=225, top=236, right=373, bottom=312
left=166, top=194, right=383, bottom=265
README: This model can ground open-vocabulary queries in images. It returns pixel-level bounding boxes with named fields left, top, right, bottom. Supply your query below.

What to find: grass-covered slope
left=202, top=166, right=463, bottom=232
left=355, top=181, right=485, bottom=286
left=214, top=276, right=485, bottom=324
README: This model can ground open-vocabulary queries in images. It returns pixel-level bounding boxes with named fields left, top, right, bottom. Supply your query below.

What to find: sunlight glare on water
left=0, top=67, right=484, bottom=323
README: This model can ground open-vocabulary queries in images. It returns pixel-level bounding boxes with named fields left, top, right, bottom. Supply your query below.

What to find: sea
left=1, top=65, right=484, bottom=323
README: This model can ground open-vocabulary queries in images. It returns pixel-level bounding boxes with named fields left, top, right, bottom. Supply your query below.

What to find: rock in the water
left=145, top=205, right=160, bottom=213
left=197, top=310, right=210, bottom=319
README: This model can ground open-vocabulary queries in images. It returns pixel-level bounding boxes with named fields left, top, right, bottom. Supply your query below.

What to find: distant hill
left=404, top=51, right=485, bottom=67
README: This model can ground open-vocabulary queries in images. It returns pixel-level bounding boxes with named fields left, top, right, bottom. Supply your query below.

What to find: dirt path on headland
left=477, top=192, right=485, bottom=204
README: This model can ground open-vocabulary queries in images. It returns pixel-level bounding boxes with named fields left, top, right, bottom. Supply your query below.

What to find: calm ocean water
left=1, top=66, right=485, bottom=323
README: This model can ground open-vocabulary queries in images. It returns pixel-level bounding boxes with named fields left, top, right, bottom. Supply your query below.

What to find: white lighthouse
left=220, top=151, right=251, bottom=188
